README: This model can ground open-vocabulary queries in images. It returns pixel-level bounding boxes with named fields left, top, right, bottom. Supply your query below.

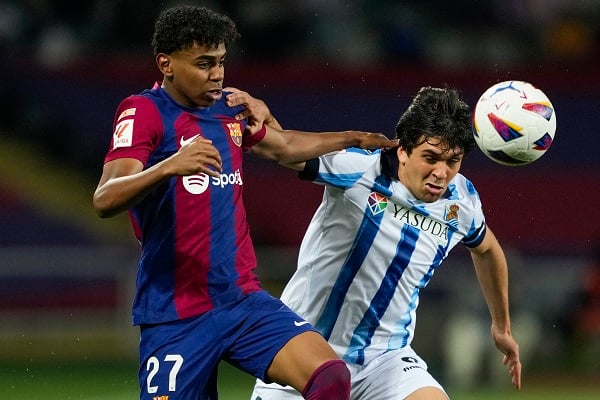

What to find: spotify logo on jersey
left=183, top=174, right=211, bottom=194
left=183, top=169, right=243, bottom=194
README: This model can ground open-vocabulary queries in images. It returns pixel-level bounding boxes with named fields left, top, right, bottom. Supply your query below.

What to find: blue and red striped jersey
left=103, top=84, right=266, bottom=325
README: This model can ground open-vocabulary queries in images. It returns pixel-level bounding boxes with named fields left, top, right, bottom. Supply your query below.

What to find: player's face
left=397, top=137, right=464, bottom=202
left=158, top=42, right=226, bottom=108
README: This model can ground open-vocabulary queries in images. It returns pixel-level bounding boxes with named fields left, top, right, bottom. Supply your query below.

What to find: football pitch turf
left=2, top=360, right=600, bottom=400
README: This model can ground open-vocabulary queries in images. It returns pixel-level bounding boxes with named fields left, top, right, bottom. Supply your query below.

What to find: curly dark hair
left=151, top=6, right=240, bottom=56
left=395, top=86, right=476, bottom=155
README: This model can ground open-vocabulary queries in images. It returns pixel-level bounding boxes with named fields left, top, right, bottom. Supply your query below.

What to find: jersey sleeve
left=461, top=178, right=487, bottom=248
left=103, top=95, right=164, bottom=165
left=463, top=222, right=487, bottom=248
left=299, top=148, right=379, bottom=190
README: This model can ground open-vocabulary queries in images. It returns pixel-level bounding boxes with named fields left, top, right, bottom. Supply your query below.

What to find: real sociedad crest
left=444, top=204, right=460, bottom=230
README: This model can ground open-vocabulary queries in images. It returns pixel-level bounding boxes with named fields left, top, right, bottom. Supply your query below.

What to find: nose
left=432, top=163, right=448, bottom=180
left=209, top=65, right=224, bottom=82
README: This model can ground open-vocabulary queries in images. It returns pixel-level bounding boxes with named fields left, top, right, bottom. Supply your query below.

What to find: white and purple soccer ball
left=473, top=80, right=556, bottom=166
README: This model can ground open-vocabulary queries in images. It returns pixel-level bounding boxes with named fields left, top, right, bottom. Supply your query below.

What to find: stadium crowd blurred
left=0, top=0, right=598, bottom=71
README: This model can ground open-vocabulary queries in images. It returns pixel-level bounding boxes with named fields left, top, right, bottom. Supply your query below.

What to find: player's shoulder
left=115, top=93, right=160, bottom=124
left=119, top=93, right=155, bottom=106
left=319, top=147, right=381, bottom=172
left=347, top=147, right=382, bottom=156
left=124, top=85, right=182, bottom=114
left=324, top=147, right=381, bottom=160
left=452, top=173, right=479, bottom=194
left=445, top=173, right=482, bottom=211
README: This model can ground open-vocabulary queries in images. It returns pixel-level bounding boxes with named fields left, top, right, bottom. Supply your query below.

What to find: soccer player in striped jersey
left=252, top=87, right=522, bottom=400
left=92, top=5, right=397, bottom=400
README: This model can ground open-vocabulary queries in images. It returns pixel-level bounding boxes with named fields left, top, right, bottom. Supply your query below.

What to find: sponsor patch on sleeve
left=117, top=107, right=136, bottom=121
left=113, top=119, right=133, bottom=149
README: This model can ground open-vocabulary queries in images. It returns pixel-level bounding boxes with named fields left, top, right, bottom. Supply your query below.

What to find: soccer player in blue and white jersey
left=92, top=5, right=397, bottom=400
left=252, top=87, right=522, bottom=400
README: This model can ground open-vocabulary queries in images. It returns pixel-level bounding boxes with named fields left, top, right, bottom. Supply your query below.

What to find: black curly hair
left=395, top=86, right=476, bottom=155
left=151, top=5, right=240, bottom=56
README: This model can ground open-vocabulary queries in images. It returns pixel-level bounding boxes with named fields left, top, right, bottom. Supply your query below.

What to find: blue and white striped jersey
left=281, top=148, right=486, bottom=366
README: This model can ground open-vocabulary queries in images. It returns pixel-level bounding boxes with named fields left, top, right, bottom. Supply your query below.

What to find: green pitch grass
left=2, top=360, right=599, bottom=399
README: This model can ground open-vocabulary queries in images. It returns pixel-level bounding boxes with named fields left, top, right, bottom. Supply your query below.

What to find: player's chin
left=423, top=195, right=442, bottom=203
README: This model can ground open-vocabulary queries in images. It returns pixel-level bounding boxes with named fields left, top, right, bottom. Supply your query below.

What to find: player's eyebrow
left=422, top=147, right=464, bottom=158
left=194, top=50, right=227, bottom=60
left=194, top=54, right=220, bottom=61
left=421, top=148, right=444, bottom=156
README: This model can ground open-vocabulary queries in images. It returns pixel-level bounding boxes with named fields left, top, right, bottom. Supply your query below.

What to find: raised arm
left=226, top=87, right=283, bottom=132
left=469, top=226, right=522, bottom=389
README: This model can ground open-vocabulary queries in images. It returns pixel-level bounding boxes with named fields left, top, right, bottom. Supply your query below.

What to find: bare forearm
left=93, top=161, right=172, bottom=218
left=471, top=236, right=511, bottom=330
left=278, top=130, right=368, bottom=163
left=252, top=128, right=392, bottom=165
left=265, top=115, right=283, bottom=131
left=94, top=138, right=222, bottom=218
left=471, top=229, right=522, bottom=389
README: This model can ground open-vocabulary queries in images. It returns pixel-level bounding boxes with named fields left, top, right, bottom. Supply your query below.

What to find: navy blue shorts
left=138, top=291, right=317, bottom=400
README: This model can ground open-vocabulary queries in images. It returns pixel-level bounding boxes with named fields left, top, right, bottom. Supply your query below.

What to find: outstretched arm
left=470, top=227, right=522, bottom=390
left=251, top=127, right=395, bottom=170
left=225, top=88, right=398, bottom=170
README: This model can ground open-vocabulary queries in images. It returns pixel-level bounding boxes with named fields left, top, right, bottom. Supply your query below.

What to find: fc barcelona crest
left=227, top=122, right=243, bottom=147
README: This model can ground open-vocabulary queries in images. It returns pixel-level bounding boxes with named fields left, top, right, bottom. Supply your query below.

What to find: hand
left=168, top=136, right=222, bottom=178
left=491, top=326, right=522, bottom=390
left=225, top=87, right=282, bottom=133
left=353, top=132, right=399, bottom=150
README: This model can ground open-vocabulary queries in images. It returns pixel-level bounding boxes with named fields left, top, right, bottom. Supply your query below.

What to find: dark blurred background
left=1, top=0, right=599, bottom=391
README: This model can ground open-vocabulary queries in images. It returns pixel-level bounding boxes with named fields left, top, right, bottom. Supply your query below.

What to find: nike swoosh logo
left=180, top=134, right=201, bottom=147
left=294, top=320, right=310, bottom=327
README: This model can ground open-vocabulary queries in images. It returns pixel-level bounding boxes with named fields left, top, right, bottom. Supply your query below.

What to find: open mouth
left=206, top=89, right=223, bottom=101
left=426, top=182, right=444, bottom=195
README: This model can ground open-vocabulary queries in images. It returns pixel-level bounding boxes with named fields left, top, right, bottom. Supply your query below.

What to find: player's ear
left=156, top=53, right=173, bottom=76
left=397, top=146, right=408, bottom=164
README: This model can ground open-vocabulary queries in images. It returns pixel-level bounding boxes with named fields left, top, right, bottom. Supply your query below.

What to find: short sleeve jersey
left=280, top=148, right=486, bottom=366
left=103, top=84, right=266, bottom=325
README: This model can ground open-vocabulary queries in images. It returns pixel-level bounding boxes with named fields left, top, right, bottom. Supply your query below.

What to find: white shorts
left=250, top=346, right=447, bottom=400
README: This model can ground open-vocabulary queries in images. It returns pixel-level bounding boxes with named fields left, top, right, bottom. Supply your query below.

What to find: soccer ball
left=472, top=80, right=556, bottom=166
